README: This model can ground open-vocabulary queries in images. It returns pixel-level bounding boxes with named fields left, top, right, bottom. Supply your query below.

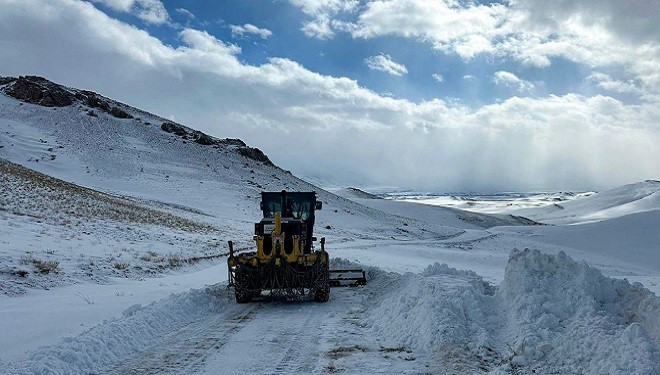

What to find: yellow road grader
left=227, top=191, right=366, bottom=303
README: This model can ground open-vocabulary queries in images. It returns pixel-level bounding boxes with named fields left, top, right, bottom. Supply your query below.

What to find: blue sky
left=0, top=0, right=658, bottom=191
left=96, top=0, right=604, bottom=107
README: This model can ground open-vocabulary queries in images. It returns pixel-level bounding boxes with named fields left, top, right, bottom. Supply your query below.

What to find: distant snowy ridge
left=334, top=187, right=382, bottom=200
left=514, top=180, right=660, bottom=224
left=343, top=195, right=542, bottom=229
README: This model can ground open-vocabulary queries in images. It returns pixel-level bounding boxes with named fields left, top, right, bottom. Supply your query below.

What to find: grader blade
left=329, top=269, right=367, bottom=287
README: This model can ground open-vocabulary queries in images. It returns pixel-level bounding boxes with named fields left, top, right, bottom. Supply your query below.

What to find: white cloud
left=300, top=16, right=334, bottom=39
left=289, top=0, right=357, bottom=16
left=348, top=0, right=506, bottom=58
left=314, top=0, right=660, bottom=97
left=230, top=23, right=273, bottom=39
left=586, top=72, right=644, bottom=96
left=432, top=73, right=444, bottom=83
left=463, top=74, right=476, bottom=80
left=364, top=54, right=408, bottom=76
left=289, top=0, right=358, bottom=39
left=175, top=8, right=194, bottom=20
left=493, top=71, right=534, bottom=92
left=0, top=0, right=657, bottom=190
left=91, top=0, right=169, bottom=24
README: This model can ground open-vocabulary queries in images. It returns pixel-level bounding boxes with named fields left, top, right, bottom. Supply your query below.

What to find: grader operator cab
left=227, top=190, right=366, bottom=303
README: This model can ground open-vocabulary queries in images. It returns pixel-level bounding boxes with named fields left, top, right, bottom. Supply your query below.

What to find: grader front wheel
left=235, top=288, right=253, bottom=304
left=233, top=268, right=256, bottom=303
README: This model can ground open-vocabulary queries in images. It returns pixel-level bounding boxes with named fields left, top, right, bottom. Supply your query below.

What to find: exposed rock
left=109, top=106, right=133, bottom=119
left=80, top=91, right=111, bottom=112
left=160, top=123, right=223, bottom=147
left=3, top=76, right=75, bottom=107
left=0, top=77, right=17, bottom=85
left=79, top=90, right=133, bottom=119
left=161, top=122, right=188, bottom=137
left=1, top=77, right=133, bottom=119
left=238, top=146, right=273, bottom=166
left=220, top=138, right=247, bottom=147
left=194, top=133, right=215, bottom=146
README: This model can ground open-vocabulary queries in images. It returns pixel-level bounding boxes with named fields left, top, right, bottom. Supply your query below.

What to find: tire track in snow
left=104, top=303, right=260, bottom=375
left=271, top=306, right=319, bottom=374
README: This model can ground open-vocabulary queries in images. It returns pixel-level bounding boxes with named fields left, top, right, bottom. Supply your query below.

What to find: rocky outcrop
left=238, top=147, right=272, bottom=165
left=3, top=76, right=75, bottom=107
left=1, top=76, right=133, bottom=119
left=0, top=77, right=17, bottom=85
left=159, top=122, right=273, bottom=166
left=220, top=138, right=246, bottom=147
left=194, top=133, right=215, bottom=146
left=161, top=122, right=188, bottom=137
left=79, top=90, right=133, bottom=119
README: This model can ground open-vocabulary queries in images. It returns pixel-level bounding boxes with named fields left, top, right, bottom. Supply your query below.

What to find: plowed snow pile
left=369, top=249, right=660, bottom=374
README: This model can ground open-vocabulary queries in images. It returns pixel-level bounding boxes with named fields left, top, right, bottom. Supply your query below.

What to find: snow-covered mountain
left=1, top=76, right=658, bottom=374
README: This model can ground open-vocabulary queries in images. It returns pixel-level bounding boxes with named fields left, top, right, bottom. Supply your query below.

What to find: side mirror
left=315, top=201, right=323, bottom=210
left=312, top=237, right=317, bottom=241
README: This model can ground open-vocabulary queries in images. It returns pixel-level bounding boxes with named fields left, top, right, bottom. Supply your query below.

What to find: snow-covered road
left=3, top=250, right=658, bottom=375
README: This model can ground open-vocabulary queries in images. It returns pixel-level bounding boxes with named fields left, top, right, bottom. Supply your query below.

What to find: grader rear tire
left=314, top=286, right=329, bottom=302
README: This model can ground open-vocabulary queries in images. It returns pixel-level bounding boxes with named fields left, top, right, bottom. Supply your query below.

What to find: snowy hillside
left=1, top=76, right=658, bottom=374
left=0, top=75, right=465, bottom=246
left=0, top=157, right=224, bottom=295
left=0, top=76, right=472, bottom=295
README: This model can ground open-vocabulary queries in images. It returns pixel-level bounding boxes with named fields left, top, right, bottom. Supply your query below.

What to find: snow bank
left=2, top=285, right=229, bottom=375
left=367, top=249, right=660, bottom=374
left=367, top=264, right=501, bottom=372
left=500, top=248, right=659, bottom=374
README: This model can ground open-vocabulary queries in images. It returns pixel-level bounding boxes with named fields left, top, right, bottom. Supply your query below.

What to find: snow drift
left=369, top=249, right=660, bottom=374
